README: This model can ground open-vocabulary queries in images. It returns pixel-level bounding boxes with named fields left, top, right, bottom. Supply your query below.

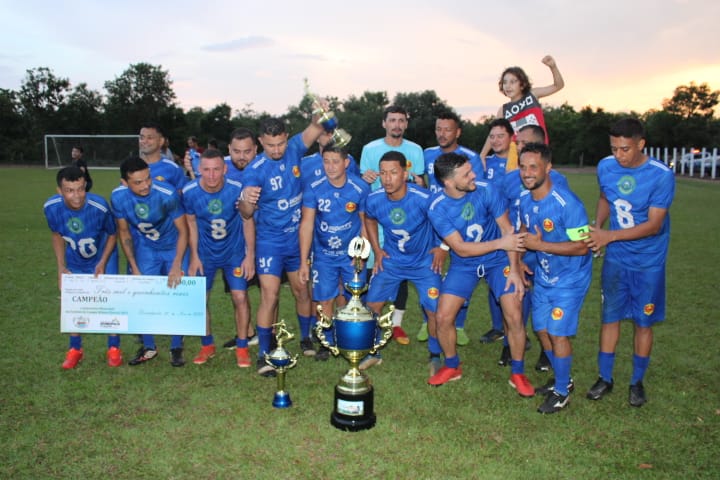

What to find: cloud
left=202, top=36, right=275, bottom=52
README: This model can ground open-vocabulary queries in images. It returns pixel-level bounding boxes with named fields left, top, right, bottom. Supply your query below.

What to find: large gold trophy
left=315, top=236, right=393, bottom=431
left=304, top=78, right=352, bottom=148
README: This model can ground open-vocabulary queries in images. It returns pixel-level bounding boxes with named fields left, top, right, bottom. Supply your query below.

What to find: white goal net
left=44, top=134, right=139, bottom=170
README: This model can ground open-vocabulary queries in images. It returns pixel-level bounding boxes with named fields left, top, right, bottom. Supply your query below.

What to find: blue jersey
left=182, top=178, right=246, bottom=264
left=224, top=155, right=259, bottom=183
left=505, top=169, right=569, bottom=231
left=428, top=181, right=508, bottom=268
left=518, top=186, right=592, bottom=289
left=424, top=145, right=483, bottom=195
left=484, top=154, right=507, bottom=185
left=303, top=174, right=369, bottom=259
left=111, top=180, right=185, bottom=251
left=360, top=138, right=424, bottom=191
left=43, top=193, right=117, bottom=272
left=365, top=184, right=435, bottom=269
left=597, top=156, right=674, bottom=270
left=148, top=158, right=188, bottom=191
left=301, top=152, right=359, bottom=188
left=242, top=134, right=307, bottom=244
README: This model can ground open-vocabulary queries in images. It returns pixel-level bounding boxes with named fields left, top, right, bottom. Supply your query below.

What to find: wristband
left=439, top=242, right=450, bottom=252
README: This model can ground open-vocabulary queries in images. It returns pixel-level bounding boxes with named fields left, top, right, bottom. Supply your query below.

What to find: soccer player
left=183, top=149, right=256, bottom=368
left=239, top=115, right=326, bottom=377
left=139, top=123, right=188, bottom=191
left=427, top=152, right=532, bottom=397
left=44, top=166, right=120, bottom=369
left=299, top=146, right=370, bottom=360
left=420, top=110, right=483, bottom=346
left=584, top=117, right=675, bottom=407
left=360, top=105, right=426, bottom=344
left=111, top=156, right=189, bottom=367
left=363, top=151, right=445, bottom=370
left=301, top=130, right=359, bottom=188
left=516, top=143, right=592, bottom=413
left=225, top=127, right=259, bottom=182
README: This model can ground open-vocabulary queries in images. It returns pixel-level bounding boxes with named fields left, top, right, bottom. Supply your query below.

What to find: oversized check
left=61, top=274, right=207, bottom=335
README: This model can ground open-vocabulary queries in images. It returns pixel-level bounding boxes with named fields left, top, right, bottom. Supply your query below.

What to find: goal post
left=44, top=134, right=139, bottom=170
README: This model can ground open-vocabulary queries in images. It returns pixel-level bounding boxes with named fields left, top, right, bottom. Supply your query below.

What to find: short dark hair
left=56, top=166, right=85, bottom=187
left=437, top=110, right=461, bottom=126
left=499, top=66, right=531, bottom=96
left=518, top=124, right=546, bottom=143
left=379, top=150, right=407, bottom=169
left=229, top=127, right=257, bottom=145
left=519, top=142, right=553, bottom=164
left=433, top=152, right=469, bottom=185
left=201, top=148, right=224, bottom=161
left=609, top=117, right=645, bottom=140
left=120, top=156, right=149, bottom=180
left=72, top=145, right=84, bottom=153
left=383, top=105, right=409, bottom=121
left=322, top=146, right=349, bottom=160
left=489, top=118, right=514, bottom=136
left=259, top=117, right=287, bottom=136
left=140, top=122, right=165, bottom=138
left=207, top=139, right=219, bottom=149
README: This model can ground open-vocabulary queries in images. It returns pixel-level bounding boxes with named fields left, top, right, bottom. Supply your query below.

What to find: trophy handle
left=369, top=305, right=395, bottom=355
left=314, top=305, right=339, bottom=356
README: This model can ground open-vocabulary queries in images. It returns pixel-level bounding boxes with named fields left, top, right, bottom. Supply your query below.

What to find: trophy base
left=273, top=391, right=292, bottom=409
left=331, top=385, right=375, bottom=431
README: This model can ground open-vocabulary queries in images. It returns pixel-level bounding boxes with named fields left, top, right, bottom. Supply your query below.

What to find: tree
left=0, top=89, right=28, bottom=163
left=200, top=103, right=234, bottom=148
left=662, top=82, right=719, bottom=119
left=392, top=90, right=451, bottom=149
left=336, top=91, right=388, bottom=159
left=61, top=83, right=104, bottom=134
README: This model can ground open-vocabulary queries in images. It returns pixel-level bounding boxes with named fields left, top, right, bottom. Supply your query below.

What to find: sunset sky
left=1, top=0, right=718, bottom=122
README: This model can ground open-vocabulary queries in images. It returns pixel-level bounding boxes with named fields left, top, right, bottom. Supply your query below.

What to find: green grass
left=0, top=168, right=718, bottom=479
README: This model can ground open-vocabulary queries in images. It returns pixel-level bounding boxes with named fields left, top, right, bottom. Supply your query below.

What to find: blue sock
left=445, top=355, right=460, bottom=369
left=236, top=337, right=249, bottom=349
left=428, top=335, right=442, bottom=355
left=142, top=334, right=156, bottom=349
left=201, top=335, right=214, bottom=346
left=170, top=335, right=184, bottom=349
left=107, top=336, right=120, bottom=348
left=489, top=296, right=504, bottom=331
left=456, top=303, right=468, bottom=329
left=545, top=349, right=555, bottom=369
left=554, top=354, right=572, bottom=396
left=598, top=351, right=615, bottom=382
left=631, top=354, right=650, bottom=385
left=298, top=315, right=312, bottom=340
left=510, top=359, right=525, bottom=375
left=257, top=326, right=273, bottom=358
left=69, top=336, right=82, bottom=350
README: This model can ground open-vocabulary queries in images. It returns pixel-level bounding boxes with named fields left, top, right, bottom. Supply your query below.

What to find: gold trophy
left=303, top=78, right=352, bottom=148
left=315, top=236, right=393, bottom=431
left=264, top=320, right=298, bottom=408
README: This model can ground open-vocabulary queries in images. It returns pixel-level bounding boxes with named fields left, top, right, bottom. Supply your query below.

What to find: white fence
left=645, top=147, right=719, bottom=179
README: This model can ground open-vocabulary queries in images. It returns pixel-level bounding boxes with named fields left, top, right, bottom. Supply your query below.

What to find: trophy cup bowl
left=304, top=78, right=352, bottom=148
left=265, top=320, right=298, bottom=409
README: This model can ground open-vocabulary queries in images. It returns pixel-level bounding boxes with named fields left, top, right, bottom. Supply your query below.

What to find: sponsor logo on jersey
left=233, top=267, right=243, bottom=277
left=551, top=307, right=564, bottom=321
left=643, top=303, right=655, bottom=316
left=503, top=265, right=510, bottom=277
left=390, top=208, right=406, bottom=225
left=208, top=199, right=223, bottom=215
left=154, top=175, right=166, bottom=182
left=135, top=203, right=150, bottom=219
left=292, top=165, right=300, bottom=177
left=427, top=287, right=439, bottom=299
left=461, top=202, right=475, bottom=220
left=345, top=202, right=357, bottom=213
left=67, top=217, right=84, bottom=234
left=543, top=218, right=554, bottom=232
left=617, top=175, right=636, bottom=195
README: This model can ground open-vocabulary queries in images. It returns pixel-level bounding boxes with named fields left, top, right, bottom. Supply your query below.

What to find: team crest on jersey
left=543, top=218, right=554, bottom=232
left=461, top=202, right=475, bottom=220
left=643, top=303, right=655, bottom=316
left=66, top=217, right=84, bottom=234
left=617, top=175, right=636, bottom=195
left=134, top=203, right=150, bottom=219
left=502, top=265, right=510, bottom=277
left=233, top=267, right=243, bottom=278
left=551, top=307, right=564, bottom=321
left=208, top=199, right=223, bottom=215
left=292, top=165, right=300, bottom=177
left=407, top=161, right=413, bottom=171
left=346, top=202, right=357, bottom=213
left=427, top=287, right=439, bottom=299
left=390, top=208, right=406, bottom=225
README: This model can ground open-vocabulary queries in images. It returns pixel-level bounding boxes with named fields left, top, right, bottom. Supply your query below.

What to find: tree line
left=1, top=63, right=718, bottom=165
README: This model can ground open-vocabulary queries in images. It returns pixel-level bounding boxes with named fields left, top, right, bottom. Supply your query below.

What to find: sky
left=1, top=0, right=719, bottom=122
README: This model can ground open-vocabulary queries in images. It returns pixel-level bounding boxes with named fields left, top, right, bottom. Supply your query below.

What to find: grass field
left=0, top=167, right=718, bottom=479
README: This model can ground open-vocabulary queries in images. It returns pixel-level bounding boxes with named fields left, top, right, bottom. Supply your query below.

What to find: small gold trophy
left=304, top=78, right=352, bottom=148
left=264, top=320, right=298, bottom=409
left=315, top=236, right=393, bottom=431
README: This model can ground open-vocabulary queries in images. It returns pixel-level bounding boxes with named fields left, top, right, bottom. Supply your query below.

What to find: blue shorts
left=256, top=238, right=301, bottom=277
left=68, top=248, right=119, bottom=275
left=367, top=265, right=440, bottom=313
left=203, top=253, right=249, bottom=291
left=312, top=255, right=358, bottom=302
left=601, top=260, right=666, bottom=327
left=136, top=248, right=189, bottom=276
left=441, top=261, right=516, bottom=302
left=532, top=283, right=588, bottom=336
